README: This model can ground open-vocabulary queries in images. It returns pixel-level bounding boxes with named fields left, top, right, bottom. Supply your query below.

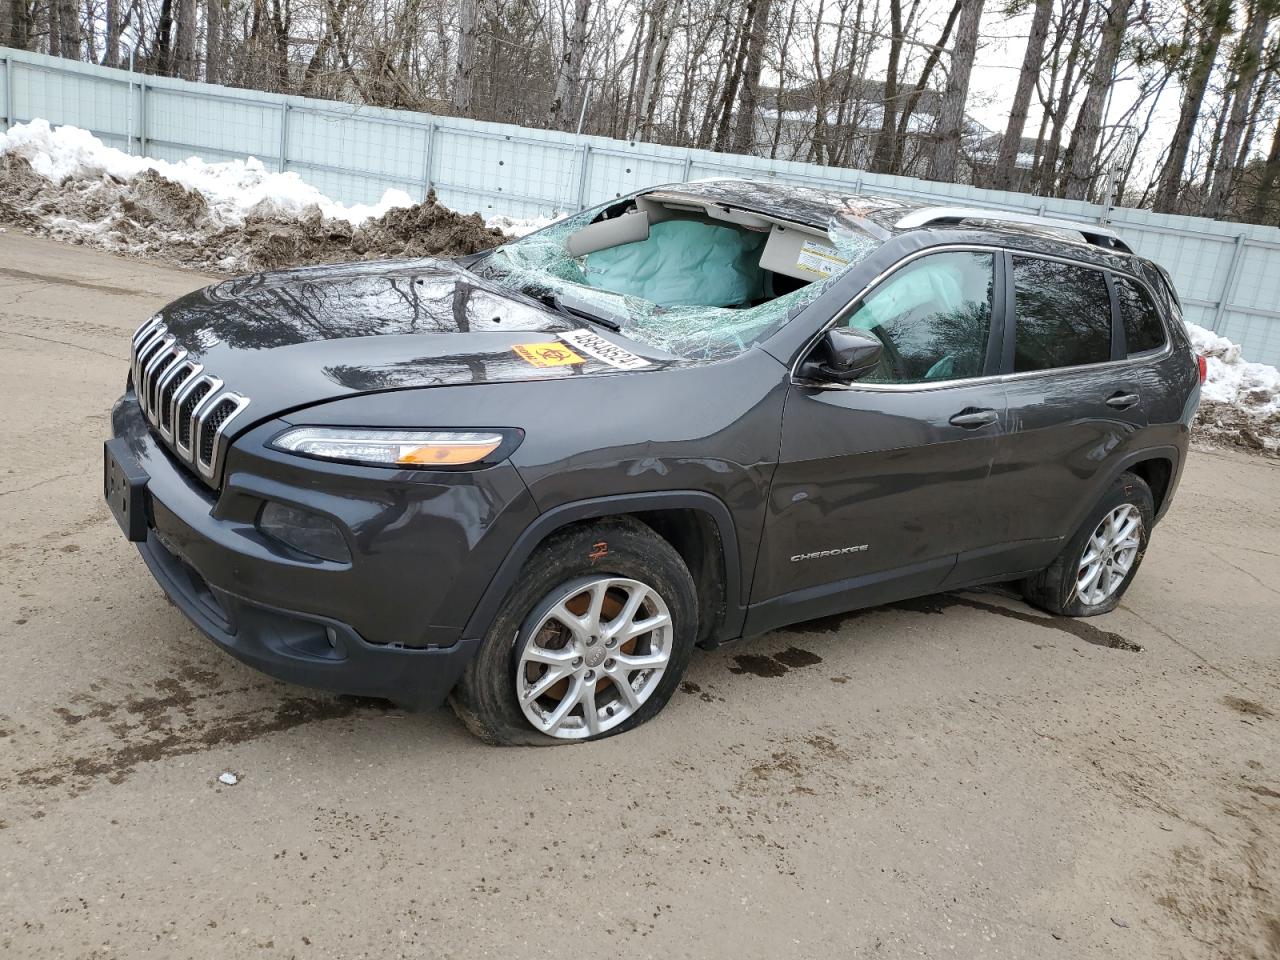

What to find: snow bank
left=1, top=118, right=416, bottom=226
left=1186, top=322, right=1280, bottom=416
left=0, top=119, right=516, bottom=271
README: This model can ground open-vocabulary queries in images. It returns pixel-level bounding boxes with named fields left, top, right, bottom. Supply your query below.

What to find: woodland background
left=1, top=0, right=1278, bottom=224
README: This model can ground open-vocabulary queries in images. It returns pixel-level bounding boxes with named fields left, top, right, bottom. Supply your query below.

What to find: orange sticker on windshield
left=513, top=342, right=585, bottom=367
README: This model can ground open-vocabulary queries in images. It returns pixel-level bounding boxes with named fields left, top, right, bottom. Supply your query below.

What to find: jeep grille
left=130, top=316, right=249, bottom=483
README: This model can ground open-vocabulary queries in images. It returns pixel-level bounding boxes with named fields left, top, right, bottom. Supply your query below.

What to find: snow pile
left=0, top=119, right=513, bottom=271
left=1, top=118, right=416, bottom=225
left=1185, top=322, right=1280, bottom=454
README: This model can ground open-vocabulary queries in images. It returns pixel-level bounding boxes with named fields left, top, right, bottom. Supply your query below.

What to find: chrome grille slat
left=127, top=318, right=248, bottom=487
left=164, top=363, right=203, bottom=441
left=140, top=335, right=177, bottom=417
left=133, top=327, right=169, bottom=395
left=147, top=349, right=187, bottom=422
left=156, top=358, right=195, bottom=440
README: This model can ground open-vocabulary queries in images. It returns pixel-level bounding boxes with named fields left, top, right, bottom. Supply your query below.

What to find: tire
left=450, top=517, right=698, bottom=745
left=1021, top=471, right=1154, bottom=617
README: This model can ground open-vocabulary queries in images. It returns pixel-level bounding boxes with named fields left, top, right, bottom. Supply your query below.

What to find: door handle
left=1106, top=392, right=1141, bottom=409
left=949, top=407, right=999, bottom=428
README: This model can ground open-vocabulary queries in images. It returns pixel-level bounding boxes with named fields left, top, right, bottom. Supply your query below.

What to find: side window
left=1012, top=257, right=1112, bottom=372
left=1113, top=276, right=1168, bottom=355
left=843, top=251, right=994, bottom=384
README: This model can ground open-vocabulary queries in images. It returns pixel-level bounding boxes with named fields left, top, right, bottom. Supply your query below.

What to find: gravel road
left=1, top=233, right=1277, bottom=959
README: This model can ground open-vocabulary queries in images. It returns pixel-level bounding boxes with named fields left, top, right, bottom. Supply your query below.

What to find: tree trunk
left=1036, top=0, right=1089, bottom=195
left=548, top=0, right=591, bottom=130
left=174, top=0, right=197, bottom=79
left=1247, top=108, right=1280, bottom=223
left=452, top=0, right=480, bottom=110
left=206, top=0, right=225, bottom=83
left=712, top=3, right=752, bottom=151
left=102, top=0, right=121, bottom=66
left=930, top=0, right=985, bottom=182
left=1062, top=0, right=1132, bottom=200
left=8, top=0, right=30, bottom=48
left=1154, top=0, right=1235, bottom=211
left=992, top=0, right=1051, bottom=189
left=57, top=0, right=79, bottom=59
left=731, top=0, right=772, bottom=153
left=639, top=0, right=681, bottom=140
left=154, top=0, right=174, bottom=74
left=870, top=0, right=904, bottom=173
left=888, top=0, right=961, bottom=175
left=1204, top=0, right=1276, bottom=216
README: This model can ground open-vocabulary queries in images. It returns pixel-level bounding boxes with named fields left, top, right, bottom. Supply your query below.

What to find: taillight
left=1197, top=355, right=1207, bottom=384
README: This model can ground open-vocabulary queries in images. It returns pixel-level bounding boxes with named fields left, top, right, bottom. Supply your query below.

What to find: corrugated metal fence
left=4, top=46, right=1280, bottom=365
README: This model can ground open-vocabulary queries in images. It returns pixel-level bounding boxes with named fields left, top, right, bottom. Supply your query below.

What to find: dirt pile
left=0, top=156, right=508, bottom=273
left=1194, top=399, right=1280, bottom=456
left=238, top=189, right=508, bottom=271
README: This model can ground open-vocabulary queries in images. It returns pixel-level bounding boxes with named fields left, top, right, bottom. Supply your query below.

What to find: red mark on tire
left=589, top=541, right=609, bottom=561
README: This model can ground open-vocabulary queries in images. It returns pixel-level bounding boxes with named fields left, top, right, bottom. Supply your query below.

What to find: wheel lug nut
left=586, top=637, right=597, bottom=646
left=572, top=656, right=583, bottom=667
left=584, top=669, right=595, bottom=681
left=605, top=637, right=616, bottom=647
left=604, top=658, right=615, bottom=670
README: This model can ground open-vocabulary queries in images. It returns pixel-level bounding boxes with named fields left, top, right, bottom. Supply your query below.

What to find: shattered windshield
left=477, top=196, right=881, bottom=361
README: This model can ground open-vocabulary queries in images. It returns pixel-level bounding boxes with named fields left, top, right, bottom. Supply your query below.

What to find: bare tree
left=1203, top=0, right=1277, bottom=215
left=174, top=0, right=198, bottom=78
left=453, top=0, right=481, bottom=110
left=1062, top=0, right=1133, bottom=199
left=930, top=0, right=985, bottom=181
left=57, top=0, right=81, bottom=58
left=548, top=0, right=592, bottom=129
left=731, top=0, right=772, bottom=151
left=1154, top=0, right=1236, bottom=211
left=993, top=0, right=1052, bottom=189
left=207, top=0, right=225, bottom=82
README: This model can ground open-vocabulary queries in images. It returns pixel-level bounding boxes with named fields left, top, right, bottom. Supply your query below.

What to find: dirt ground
left=1, top=233, right=1278, bottom=959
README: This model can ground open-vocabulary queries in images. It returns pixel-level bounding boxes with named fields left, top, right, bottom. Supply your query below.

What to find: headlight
left=270, top=427, right=517, bottom=468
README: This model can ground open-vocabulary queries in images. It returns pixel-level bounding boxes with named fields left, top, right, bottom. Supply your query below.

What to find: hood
left=151, top=258, right=679, bottom=421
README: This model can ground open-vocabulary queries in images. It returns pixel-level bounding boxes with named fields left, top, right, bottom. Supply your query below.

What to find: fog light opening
left=256, top=500, right=352, bottom=564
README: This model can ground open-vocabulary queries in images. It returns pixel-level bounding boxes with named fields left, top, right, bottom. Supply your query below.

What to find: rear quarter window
left=1011, top=256, right=1112, bottom=372
left=1113, top=276, right=1168, bottom=355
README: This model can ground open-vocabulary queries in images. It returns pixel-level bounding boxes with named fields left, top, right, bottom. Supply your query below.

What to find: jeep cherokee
left=104, top=179, right=1202, bottom=744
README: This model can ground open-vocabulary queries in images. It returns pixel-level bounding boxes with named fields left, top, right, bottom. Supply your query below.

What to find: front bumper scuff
left=137, top=528, right=478, bottom=708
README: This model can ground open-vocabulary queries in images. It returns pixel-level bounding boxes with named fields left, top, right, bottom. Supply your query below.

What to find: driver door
left=747, top=249, right=1009, bottom=633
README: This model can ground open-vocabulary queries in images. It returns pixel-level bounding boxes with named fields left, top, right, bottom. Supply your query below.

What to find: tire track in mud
left=2, top=660, right=390, bottom=812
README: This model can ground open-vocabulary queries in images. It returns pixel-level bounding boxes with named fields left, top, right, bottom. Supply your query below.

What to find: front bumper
left=108, top=393, right=536, bottom=707
left=136, top=527, right=477, bottom=707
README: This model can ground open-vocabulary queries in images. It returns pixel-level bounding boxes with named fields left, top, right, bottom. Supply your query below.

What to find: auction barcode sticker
left=559, top=329, right=652, bottom=370
left=795, top=239, right=849, bottom=278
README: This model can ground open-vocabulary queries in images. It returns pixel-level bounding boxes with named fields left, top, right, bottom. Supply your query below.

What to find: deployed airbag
left=583, top=220, right=767, bottom=307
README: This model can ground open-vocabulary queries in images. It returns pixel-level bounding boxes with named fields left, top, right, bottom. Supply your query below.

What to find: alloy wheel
left=515, top=576, right=674, bottom=740
left=1076, top=504, right=1143, bottom=606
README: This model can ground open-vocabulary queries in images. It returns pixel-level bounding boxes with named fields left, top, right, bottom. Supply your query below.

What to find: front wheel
left=1021, top=471, right=1154, bottom=617
left=450, top=518, right=697, bottom=745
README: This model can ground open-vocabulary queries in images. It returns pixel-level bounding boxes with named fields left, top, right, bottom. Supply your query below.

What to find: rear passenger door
left=985, top=253, right=1150, bottom=575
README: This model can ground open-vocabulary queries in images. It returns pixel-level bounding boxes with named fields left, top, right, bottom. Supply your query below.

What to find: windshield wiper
left=536, top=291, right=624, bottom=332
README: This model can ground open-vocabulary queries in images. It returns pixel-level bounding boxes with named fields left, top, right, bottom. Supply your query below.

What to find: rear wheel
left=450, top=518, right=697, bottom=745
left=1021, top=471, right=1153, bottom=617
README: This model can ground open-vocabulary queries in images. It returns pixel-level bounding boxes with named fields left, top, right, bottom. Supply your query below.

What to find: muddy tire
left=1021, top=471, right=1154, bottom=617
left=450, top=517, right=697, bottom=745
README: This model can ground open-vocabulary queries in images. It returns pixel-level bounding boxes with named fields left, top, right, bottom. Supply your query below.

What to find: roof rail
left=894, top=206, right=1132, bottom=253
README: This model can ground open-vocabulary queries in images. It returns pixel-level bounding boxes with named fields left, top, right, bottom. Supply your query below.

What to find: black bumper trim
left=138, top=532, right=478, bottom=709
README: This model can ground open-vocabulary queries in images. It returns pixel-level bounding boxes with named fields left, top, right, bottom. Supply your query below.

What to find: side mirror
left=800, top=328, right=884, bottom=383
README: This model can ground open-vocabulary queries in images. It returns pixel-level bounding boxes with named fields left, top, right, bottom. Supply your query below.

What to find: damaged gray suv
left=104, top=179, right=1203, bottom=744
